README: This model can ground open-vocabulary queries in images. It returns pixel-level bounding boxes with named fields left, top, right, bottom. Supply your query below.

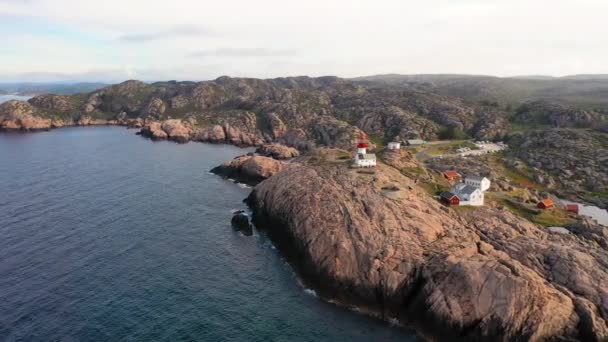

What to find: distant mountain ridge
left=0, top=82, right=108, bottom=95
left=352, top=74, right=608, bottom=108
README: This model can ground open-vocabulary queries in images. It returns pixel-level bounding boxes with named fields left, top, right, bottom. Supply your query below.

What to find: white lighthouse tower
left=353, top=134, right=376, bottom=168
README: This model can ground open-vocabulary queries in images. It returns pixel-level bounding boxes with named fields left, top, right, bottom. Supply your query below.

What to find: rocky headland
left=240, top=150, right=607, bottom=341
left=210, top=155, right=288, bottom=185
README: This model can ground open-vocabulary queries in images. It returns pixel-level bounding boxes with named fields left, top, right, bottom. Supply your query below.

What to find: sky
left=0, top=0, right=607, bottom=82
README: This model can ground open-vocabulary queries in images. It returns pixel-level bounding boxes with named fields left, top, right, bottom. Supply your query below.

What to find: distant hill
left=353, top=74, right=608, bottom=109
left=0, top=82, right=108, bottom=95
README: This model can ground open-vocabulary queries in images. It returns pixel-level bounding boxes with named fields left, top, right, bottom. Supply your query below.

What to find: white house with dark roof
left=451, top=183, right=484, bottom=206
left=464, top=175, right=491, bottom=192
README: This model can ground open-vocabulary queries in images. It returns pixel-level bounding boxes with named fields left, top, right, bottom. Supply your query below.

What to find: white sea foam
left=237, top=183, right=251, bottom=189
left=388, top=317, right=400, bottom=326
left=303, top=288, right=318, bottom=297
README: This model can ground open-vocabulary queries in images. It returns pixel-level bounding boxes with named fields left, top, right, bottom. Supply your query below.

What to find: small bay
left=0, top=127, right=416, bottom=342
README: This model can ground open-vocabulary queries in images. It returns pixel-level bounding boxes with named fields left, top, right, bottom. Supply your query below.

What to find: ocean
left=0, top=127, right=416, bottom=342
left=0, top=95, right=31, bottom=104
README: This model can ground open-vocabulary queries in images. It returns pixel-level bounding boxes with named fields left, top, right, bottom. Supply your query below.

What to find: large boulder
left=255, top=144, right=299, bottom=160
left=140, top=122, right=168, bottom=140
left=161, top=119, right=192, bottom=143
left=231, top=211, right=253, bottom=236
left=210, top=155, right=287, bottom=184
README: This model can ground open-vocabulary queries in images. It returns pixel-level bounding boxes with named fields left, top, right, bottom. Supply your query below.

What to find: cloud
left=191, top=47, right=296, bottom=58
left=118, top=25, right=210, bottom=42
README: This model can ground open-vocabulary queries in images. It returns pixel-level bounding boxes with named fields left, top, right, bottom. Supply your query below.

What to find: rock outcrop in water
left=0, top=100, right=52, bottom=130
left=210, top=155, right=287, bottom=185
left=245, top=154, right=608, bottom=341
left=231, top=211, right=253, bottom=236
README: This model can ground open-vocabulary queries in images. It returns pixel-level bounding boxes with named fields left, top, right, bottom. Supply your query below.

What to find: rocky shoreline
left=239, top=152, right=607, bottom=341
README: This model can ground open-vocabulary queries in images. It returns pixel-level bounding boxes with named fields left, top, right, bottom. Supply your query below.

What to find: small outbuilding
left=538, top=198, right=554, bottom=209
left=440, top=192, right=460, bottom=206
left=443, top=170, right=461, bottom=182
left=406, top=139, right=426, bottom=146
left=566, top=204, right=579, bottom=214
left=387, top=142, right=401, bottom=150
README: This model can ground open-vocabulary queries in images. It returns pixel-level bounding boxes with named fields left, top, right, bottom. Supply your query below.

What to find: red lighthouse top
left=357, top=143, right=369, bottom=148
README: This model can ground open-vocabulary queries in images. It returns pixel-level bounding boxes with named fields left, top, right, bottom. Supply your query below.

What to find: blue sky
left=1, top=0, right=607, bottom=82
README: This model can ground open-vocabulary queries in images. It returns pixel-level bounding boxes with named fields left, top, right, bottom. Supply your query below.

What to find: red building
left=566, top=204, right=579, bottom=214
left=440, top=192, right=460, bottom=206
left=538, top=198, right=554, bottom=209
left=443, top=170, right=461, bottom=182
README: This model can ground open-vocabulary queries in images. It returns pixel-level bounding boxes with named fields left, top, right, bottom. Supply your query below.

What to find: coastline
left=242, top=159, right=608, bottom=341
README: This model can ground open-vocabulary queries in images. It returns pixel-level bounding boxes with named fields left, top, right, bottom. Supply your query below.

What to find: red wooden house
left=443, top=170, right=461, bottom=182
left=538, top=198, right=554, bottom=209
left=440, top=192, right=460, bottom=206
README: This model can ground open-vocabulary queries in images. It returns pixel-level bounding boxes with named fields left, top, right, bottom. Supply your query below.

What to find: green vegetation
left=418, top=181, right=449, bottom=196
left=438, top=126, right=469, bottom=140
left=492, top=196, right=575, bottom=227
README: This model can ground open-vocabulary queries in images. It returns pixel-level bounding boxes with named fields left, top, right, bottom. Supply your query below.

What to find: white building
left=406, top=139, right=425, bottom=146
left=354, top=143, right=377, bottom=168
left=387, top=142, right=401, bottom=150
left=464, top=176, right=491, bottom=192
left=451, top=183, right=484, bottom=206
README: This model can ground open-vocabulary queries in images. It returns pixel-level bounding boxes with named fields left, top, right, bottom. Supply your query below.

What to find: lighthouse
left=353, top=135, right=376, bottom=168
left=357, top=142, right=368, bottom=155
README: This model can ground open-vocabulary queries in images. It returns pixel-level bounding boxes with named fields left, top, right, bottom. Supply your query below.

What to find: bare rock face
left=357, top=106, right=439, bottom=141
left=28, top=94, right=75, bottom=114
left=140, top=97, right=166, bottom=118
left=193, top=124, right=226, bottom=142
left=514, top=101, right=605, bottom=128
left=138, top=119, right=194, bottom=143
left=380, top=149, right=420, bottom=171
left=76, top=116, right=113, bottom=126
left=170, top=95, right=190, bottom=109
left=507, top=128, right=608, bottom=208
left=211, top=155, right=287, bottom=184
left=255, top=144, right=299, bottom=160
left=265, top=112, right=287, bottom=139
left=231, top=211, right=253, bottom=236
left=160, top=119, right=192, bottom=143
left=140, top=122, right=168, bottom=140
left=0, top=100, right=52, bottom=130
left=246, top=158, right=607, bottom=341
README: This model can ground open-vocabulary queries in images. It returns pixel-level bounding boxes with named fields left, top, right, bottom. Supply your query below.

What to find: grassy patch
left=402, top=166, right=425, bottom=176
left=495, top=197, right=575, bottom=227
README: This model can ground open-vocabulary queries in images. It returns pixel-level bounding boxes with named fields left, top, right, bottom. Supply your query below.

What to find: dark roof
left=440, top=191, right=458, bottom=200
left=466, top=175, right=487, bottom=182
left=453, top=183, right=479, bottom=196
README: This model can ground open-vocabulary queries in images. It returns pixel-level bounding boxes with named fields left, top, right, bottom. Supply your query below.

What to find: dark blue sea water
left=0, top=127, right=417, bottom=342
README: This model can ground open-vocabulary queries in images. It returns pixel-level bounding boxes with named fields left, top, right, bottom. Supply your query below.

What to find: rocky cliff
left=507, top=129, right=608, bottom=208
left=0, top=76, right=510, bottom=145
left=245, top=155, right=608, bottom=341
